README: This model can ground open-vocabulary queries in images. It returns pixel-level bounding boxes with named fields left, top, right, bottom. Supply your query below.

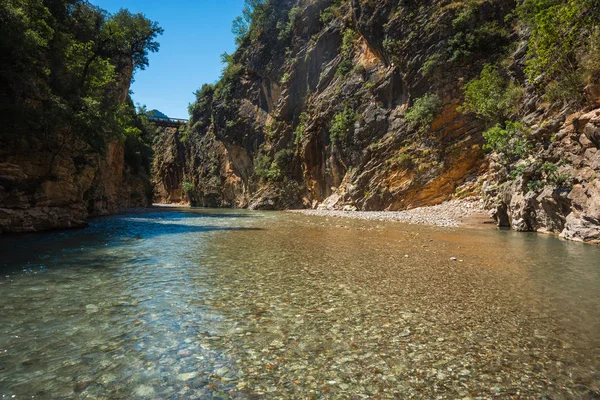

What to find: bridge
left=147, top=116, right=188, bottom=128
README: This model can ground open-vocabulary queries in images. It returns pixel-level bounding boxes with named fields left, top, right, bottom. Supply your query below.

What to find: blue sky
left=91, top=0, right=245, bottom=118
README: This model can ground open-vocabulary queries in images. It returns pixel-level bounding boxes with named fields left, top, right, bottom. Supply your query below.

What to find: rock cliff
left=155, top=0, right=600, bottom=243
left=0, top=140, right=152, bottom=233
left=0, top=1, right=160, bottom=233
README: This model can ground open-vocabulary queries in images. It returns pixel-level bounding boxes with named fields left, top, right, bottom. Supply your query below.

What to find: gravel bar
left=289, top=198, right=490, bottom=228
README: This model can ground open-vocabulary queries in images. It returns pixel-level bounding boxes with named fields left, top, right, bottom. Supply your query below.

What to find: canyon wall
left=0, top=140, right=152, bottom=233
left=152, top=0, right=599, bottom=242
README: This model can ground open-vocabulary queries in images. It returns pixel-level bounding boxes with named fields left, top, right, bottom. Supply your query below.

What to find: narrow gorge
left=2, top=1, right=600, bottom=398
left=151, top=0, right=600, bottom=244
left=2, top=0, right=600, bottom=244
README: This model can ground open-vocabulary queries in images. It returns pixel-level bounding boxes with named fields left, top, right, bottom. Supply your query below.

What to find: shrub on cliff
left=482, top=121, right=530, bottom=163
left=254, top=149, right=294, bottom=182
left=460, top=64, right=522, bottom=126
left=330, top=108, right=356, bottom=146
left=405, top=94, right=442, bottom=132
left=519, top=0, right=600, bottom=103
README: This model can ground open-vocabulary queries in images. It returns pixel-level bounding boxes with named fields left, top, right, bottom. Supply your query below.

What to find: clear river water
left=0, top=207, right=599, bottom=399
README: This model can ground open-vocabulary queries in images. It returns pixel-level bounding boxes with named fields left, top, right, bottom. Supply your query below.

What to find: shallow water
left=0, top=208, right=599, bottom=399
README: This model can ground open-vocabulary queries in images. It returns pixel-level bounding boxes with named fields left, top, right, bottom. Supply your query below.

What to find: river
left=0, top=207, right=599, bottom=399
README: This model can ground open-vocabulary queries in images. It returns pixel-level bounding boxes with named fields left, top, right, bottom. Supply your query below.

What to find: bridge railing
left=147, top=116, right=189, bottom=126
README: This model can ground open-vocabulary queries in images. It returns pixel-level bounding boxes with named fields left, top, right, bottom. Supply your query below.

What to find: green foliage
left=452, top=1, right=478, bottom=30
left=121, top=103, right=156, bottom=173
left=253, top=153, right=272, bottom=181
left=254, top=149, right=294, bottom=182
left=330, top=107, right=356, bottom=146
left=544, top=69, right=586, bottom=104
left=264, top=120, right=275, bottom=139
left=541, top=162, right=572, bottom=188
left=320, top=7, right=335, bottom=24
left=518, top=0, right=598, bottom=80
left=353, top=64, right=366, bottom=76
left=231, top=0, right=291, bottom=47
left=527, top=179, right=544, bottom=193
left=482, top=121, right=530, bottom=162
left=280, top=72, right=291, bottom=84
left=335, top=28, right=358, bottom=76
left=447, top=22, right=509, bottom=63
left=390, top=151, right=414, bottom=170
left=419, top=53, right=443, bottom=76
left=336, top=59, right=353, bottom=76
left=294, top=112, right=308, bottom=144
left=181, top=180, right=195, bottom=194
left=214, top=52, right=243, bottom=101
left=341, top=28, right=358, bottom=59
left=382, top=38, right=401, bottom=56
left=231, top=0, right=265, bottom=44
left=460, top=64, right=522, bottom=125
left=277, top=6, right=299, bottom=42
left=518, top=0, right=600, bottom=103
left=0, top=0, right=162, bottom=154
left=405, top=94, right=442, bottom=132
left=581, top=28, right=600, bottom=86
left=320, top=0, right=344, bottom=24
left=188, top=83, right=215, bottom=129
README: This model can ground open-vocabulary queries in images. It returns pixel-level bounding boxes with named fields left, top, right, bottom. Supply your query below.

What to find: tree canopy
left=0, top=0, right=163, bottom=156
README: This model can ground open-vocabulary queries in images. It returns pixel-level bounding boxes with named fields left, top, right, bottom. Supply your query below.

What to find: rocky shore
left=289, top=198, right=490, bottom=228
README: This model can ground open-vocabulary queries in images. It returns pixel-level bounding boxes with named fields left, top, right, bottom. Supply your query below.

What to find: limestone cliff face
left=0, top=140, right=151, bottom=233
left=152, top=127, right=186, bottom=204
left=151, top=0, right=600, bottom=242
left=0, top=56, right=151, bottom=233
left=485, top=107, right=600, bottom=244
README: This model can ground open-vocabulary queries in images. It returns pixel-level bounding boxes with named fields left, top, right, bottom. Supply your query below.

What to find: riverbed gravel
left=288, top=198, right=490, bottom=227
left=1, top=209, right=598, bottom=399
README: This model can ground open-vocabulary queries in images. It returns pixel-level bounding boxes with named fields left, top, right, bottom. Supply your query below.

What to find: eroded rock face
left=0, top=141, right=151, bottom=233
left=153, top=0, right=500, bottom=213
left=486, top=108, right=600, bottom=243
left=153, top=127, right=187, bottom=204
left=149, top=0, right=600, bottom=243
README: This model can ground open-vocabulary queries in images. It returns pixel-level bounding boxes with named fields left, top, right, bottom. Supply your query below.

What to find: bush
left=320, top=0, right=344, bottom=25
left=419, top=53, right=443, bottom=76
left=277, top=6, right=299, bottom=41
left=215, top=52, right=243, bottom=101
left=254, top=153, right=272, bottom=180
left=330, top=107, right=356, bottom=146
left=353, top=64, right=366, bottom=76
left=544, top=70, right=586, bottom=104
left=582, top=28, right=600, bottom=86
left=254, top=149, right=294, bottom=182
left=541, top=162, right=572, bottom=188
left=336, top=59, right=353, bottom=76
left=335, top=28, right=358, bottom=77
left=447, top=22, right=509, bottom=63
left=405, top=94, right=442, bottom=132
left=482, top=121, right=530, bottom=162
left=527, top=179, right=544, bottom=193
left=294, top=112, right=308, bottom=144
left=341, top=28, right=358, bottom=59
left=181, top=180, right=195, bottom=194
left=518, top=0, right=598, bottom=81
left=460, top=64, right=522, bottom=125
left=518, top=0, right=599, bottom=101
left=392, top=152, right=413, bottom=170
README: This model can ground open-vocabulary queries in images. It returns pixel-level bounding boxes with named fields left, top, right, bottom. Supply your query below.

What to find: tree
left=0, top=0, right=163, bottom=162
left=518, top=0, right=600, bottom=87
left=460, top=64, right=522, bottom=126
left=231, top=0, right=266, bottom=44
